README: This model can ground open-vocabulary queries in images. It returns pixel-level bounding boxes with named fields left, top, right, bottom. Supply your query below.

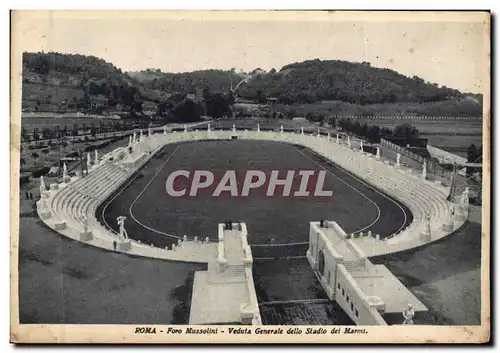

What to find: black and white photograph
left=10, top=10, right=490, bottom=343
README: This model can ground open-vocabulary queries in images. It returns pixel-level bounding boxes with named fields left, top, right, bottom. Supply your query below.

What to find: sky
left=12, top=11, right=489, bottom=93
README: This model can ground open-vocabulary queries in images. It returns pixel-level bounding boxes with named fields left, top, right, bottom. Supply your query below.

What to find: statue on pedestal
left=402, top=304, right=415, bottom=324
left=184, top=124, right=187, bottom=132
left=336, top=134, right=339, bottom=144
left=39, top=198, right=47, bottom=211
left=449, top=203, right=455, bottom=223
left=232, top=123, right=236, bottom=132
left=40, top=176, right=46, bottom=196
left=133, top=132, right=137, bottom=144
left=317, top=128, right=320, bottom=137
left=462, top=187, right=470, bottom=206
left=62, top=163, right=68, bottom=178
left=360, top=140, right=364, bottom=152
left=257, top=123, right=260, bottom=132
left=347, top=135, right=351, bottom=148
left=82, top=215, right=88, bottom=234
left=376, top=147, right=380, bottom=159
left=128, top=135, right=133, bottom=146
left=148, top=126, right=151, bottom=137
left=139, top=129, right=143, bottom=140
left=252, top=313, right=262, bottom=325
left=207, top=123, right=211, bottom=132
left=163, top=125, right=167, bottom=135
left=280, top=125, right=284, bottom=133
left=422, top=160, right=427, bottom=179
left=396, top=153, right=401, bottom=167
left=117, top=216, right=129, bottom=240
left=327, top=132, right=331, bottom=140
left=87, top=152, right=92, bottom=167
left=425, top=213, right=431, bottom=235
left=301, top=127, right=304, bottom=135
left=94, top=149, right=99, bottom=164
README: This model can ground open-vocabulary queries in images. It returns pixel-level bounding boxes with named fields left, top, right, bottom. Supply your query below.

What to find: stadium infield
left=98, top=139, right=412, bottom=258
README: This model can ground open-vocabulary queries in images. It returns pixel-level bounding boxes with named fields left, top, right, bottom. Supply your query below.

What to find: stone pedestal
left=54, top=221, right=67, bottom=230
left=442, top=222, right=454, bottom=232
left=117, top=240, right=132, bottom=251
left=419, top=230, right=431, bottom=242
left=39, top=210, right=52, bottom=219
left=79, top=231, right=93, bottom=241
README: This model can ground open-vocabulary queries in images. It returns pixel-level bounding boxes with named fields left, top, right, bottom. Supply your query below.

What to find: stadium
left=28, top=117, right=479, bottom=326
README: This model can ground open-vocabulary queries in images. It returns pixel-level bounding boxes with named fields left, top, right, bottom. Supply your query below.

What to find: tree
left=21, top=127, right=29, bottom=142
left=31, top=152, right=39, bottom=166
left=393, top=123, right=420, bottom=142
left=466, top=144, right=479, bottom=177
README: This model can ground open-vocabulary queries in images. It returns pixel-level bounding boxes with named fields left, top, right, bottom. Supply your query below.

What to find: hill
left=236, top=59, right=480, bottom=105
left=22, top=52, right=157, bottom=115
left=136, top=69, right=244, bottom=94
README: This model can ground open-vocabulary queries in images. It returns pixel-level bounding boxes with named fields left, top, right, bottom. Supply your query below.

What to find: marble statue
left=117, top=216, right=129, bottom=240
left=422, top=160, right=427, bottom=179
left=327, top=132, right=331, bottom=140
left=360, top=140, right=364, bottom=152
left=376, top=147, right=380, bottom=159
left=402, top=304, right=415, bottom=324
left=39, top=197, right=47, bottom=211
left=133, top=132, right=137, bottom=144
left=163, top=125, right=167, bottom=135
left=462, top=187, right=470, bottom=205
left=148, top=126, right=151, bottom=137
left=257, top=123, right=260, bottom=132
left=232, top=123, right=236, bottom=132
left=63, top=163, right=68, bottom=178
left=301, top=127, right=304, bottom=135
left=82, top=215, right=88, bottom=234
left=184, top=124, right=187, bottom=132
left=94, top=149, right=99, bottom=164
left=317, top=128, right=320, bottom=137
left=128, top=135, right=133, bottom=146
left=280, top=125, right=284, bottom=133
left=87, top=152, right=92, bottom=166
left=336, top=134, right=339, bottom=144
left=449, top=203, right=455, bottom=223
left=252, top=313, right=262, bottom=325
left=40, top=175, right=47, bottom=196
left=396, top=153, right=401, bottom=167
left=207, top=122, right=211, bottom=132
left=347, top=135, right=351, bottom=148
left=425, top=213, right=431, bottom=235
left=140, top=129, right=143, bottom=140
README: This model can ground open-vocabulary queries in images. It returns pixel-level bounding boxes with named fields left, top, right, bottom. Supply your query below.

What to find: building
left=307, top=221, right=427, bottom=325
